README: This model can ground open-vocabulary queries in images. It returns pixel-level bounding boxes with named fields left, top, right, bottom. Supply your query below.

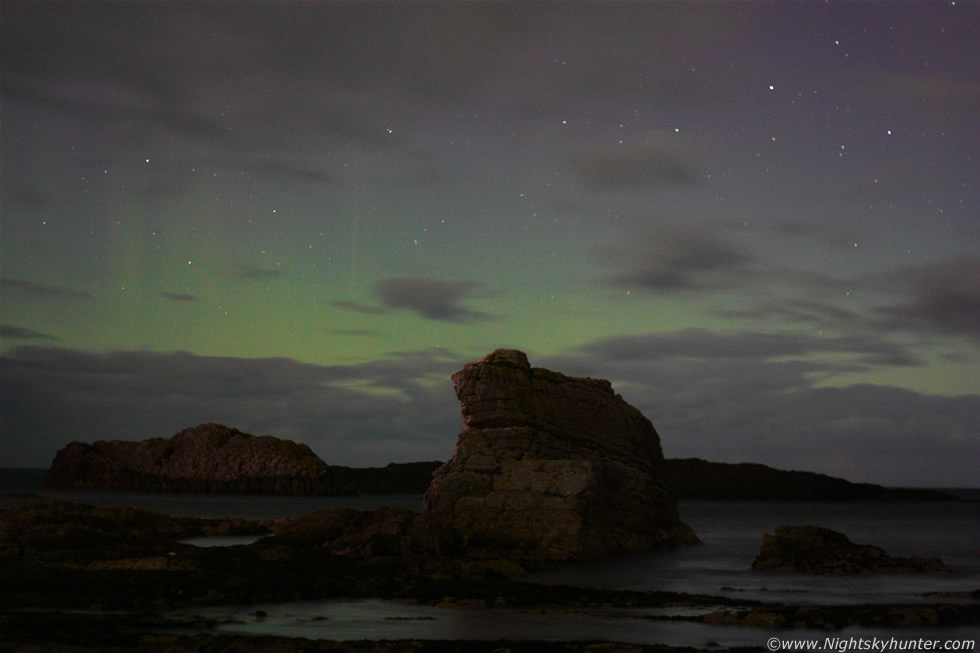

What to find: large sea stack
left=423, top=349, right=698, bottom=560
left=42, top=422, right=333, bottom=494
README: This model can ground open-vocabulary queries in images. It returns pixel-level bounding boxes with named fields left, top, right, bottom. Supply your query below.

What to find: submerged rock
left=423, top=349, right=697, bottom=560
left=42, top=422, right=334, bottom=494
left=752, top=525, right=951, bottom=575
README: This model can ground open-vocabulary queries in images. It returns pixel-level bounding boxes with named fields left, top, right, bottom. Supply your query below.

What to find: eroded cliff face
left=423, top=349, right=698, bottom=560
left=42, top=423, right=334, bottom=494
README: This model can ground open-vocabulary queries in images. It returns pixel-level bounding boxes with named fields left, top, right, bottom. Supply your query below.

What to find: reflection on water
left=4, top=476, right=977, bottom=646
left=168, top=499, right=978, bottom=646
left=174, top=598, right=980, bottom=649
left=528, top=500, right=979, bottom=605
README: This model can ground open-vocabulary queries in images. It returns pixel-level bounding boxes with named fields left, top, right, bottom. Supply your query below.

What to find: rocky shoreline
left=5, top=350, right=975, bottom=651
left=2, top=496, right=977, bottom=652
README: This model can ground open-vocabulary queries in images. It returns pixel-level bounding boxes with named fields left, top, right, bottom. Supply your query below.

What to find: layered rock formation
left=42, top=423, right=334, bottom=494
left=423, top=349, right=697, bottom=560
left=752, top=525, right=950, bottom=575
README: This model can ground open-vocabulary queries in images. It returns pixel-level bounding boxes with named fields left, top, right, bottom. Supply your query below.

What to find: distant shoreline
left=3, top=464, right=976, bottom=501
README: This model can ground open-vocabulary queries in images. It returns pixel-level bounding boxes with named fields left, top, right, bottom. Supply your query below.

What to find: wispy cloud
left=2, top=342, right=974, bottom=486
left=539, top=333, right=976, bottom=486
left=577, top=327, right=919, bottom=368
left=0, top=324, right=59, bottom=342
left=0, top=278, right=91, bottom=300
left=327, top=328, right=379, bottom=337
left=329, top=300, right=389, bottom=315
left=375, top=277, right=494, bottom=323
left=870, top=254, right=980, bottom=341
left=594, top=225, right=754, bottom=293
left=160, top=291, right=198, bottom=302
left=0, top=345, right=461, bottom=468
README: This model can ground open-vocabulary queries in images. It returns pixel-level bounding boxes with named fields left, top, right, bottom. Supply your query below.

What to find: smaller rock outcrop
left=752, top=525, right=950, bottom=575
left=0, top=499, right=269, bottom=561
left=424, top=349, right=697, bottom=560
left=42, top=423, right=334, bottom=494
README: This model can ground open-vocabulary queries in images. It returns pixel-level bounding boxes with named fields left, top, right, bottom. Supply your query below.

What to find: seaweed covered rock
left=423, top=349, right=697, bottom=560
left=42, top=423, right=334, bottom=494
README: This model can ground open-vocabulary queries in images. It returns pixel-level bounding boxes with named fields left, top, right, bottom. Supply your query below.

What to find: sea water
left=3, top=470, right=977, bottom=647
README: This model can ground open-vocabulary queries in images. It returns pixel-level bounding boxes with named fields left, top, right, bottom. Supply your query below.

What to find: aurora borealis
left=1, top=1, right=977, bottom=486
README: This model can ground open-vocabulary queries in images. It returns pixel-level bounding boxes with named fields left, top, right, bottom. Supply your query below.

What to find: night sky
left=1, top=1, right=977, bottom=487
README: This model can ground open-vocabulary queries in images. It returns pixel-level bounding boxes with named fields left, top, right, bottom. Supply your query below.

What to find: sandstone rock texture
left=423, top=349, right=698, bottom=560
left=752, top=525, right=950, bottom=575
left=275, top=507, right=456, bottom=558
left=42, top=423, right=334, bottom=494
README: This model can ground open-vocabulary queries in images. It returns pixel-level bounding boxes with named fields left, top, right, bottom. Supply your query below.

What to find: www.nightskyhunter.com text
left=767, top=636, right=976, bottom=651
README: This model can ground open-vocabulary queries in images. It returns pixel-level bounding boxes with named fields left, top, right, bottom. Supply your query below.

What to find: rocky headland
left=423, top=349, right=698, bottom=559
left=662, top=458, right=960, bottom=502
left=752, top=525, right=953, bottom=575
left=42, top=422, right=335, bottom=494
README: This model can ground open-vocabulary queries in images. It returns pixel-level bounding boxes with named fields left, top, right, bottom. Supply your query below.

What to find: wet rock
left=424, top=349, right=697, bottom=560
left=42, top=422, right=335, bottom=494
left=275, top=507, right=456, bottom=557
left=752, top=525, right=951, bottom=575
left=0, top=498, right=269, bottom=561
left=700, top=603, right=979, bottom=630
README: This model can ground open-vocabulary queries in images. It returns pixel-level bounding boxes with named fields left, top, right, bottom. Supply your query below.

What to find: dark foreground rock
left=424, top=349, right=697, bottom=560
left=753, top=525, right=952, bottom=575
left=0, top=609, right=740, bottom=653
left=2, top=498, right=977, bottom=652
left=43, top=422, right=335, bottom=494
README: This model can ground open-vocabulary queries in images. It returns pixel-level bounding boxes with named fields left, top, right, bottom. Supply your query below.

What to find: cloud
left=538, top=330, right=976, bottom=487
left=0, top=188, right=59, bottom=212
left=234, top=264, right=283, bottom=281
left=0, top=325, right=59, bottom=343
left=329, top=300, right=389, bottom=315
left=594, top=225, right=753, bottom=293
left=0, top=278, right=91, bottom=301
left=0, top=346, right=462, bottom=469
left=160, top=292, right=198, bottom=303
left=1, top=340, right=974, bottom=486
left=577, top=328, right=919, bottom=368
left=870, top=255, right=980, bottom=341
left=193, top=157, right=338, bottom=186
left=375, top=278, right=494, bottom=323
left=717, top=298, right=862, bottom=328
left=3, top=78, right=232, bottom=147
left=569, top=135, right=700, bottom=190
left=327, top=328, right=379, bottom=337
